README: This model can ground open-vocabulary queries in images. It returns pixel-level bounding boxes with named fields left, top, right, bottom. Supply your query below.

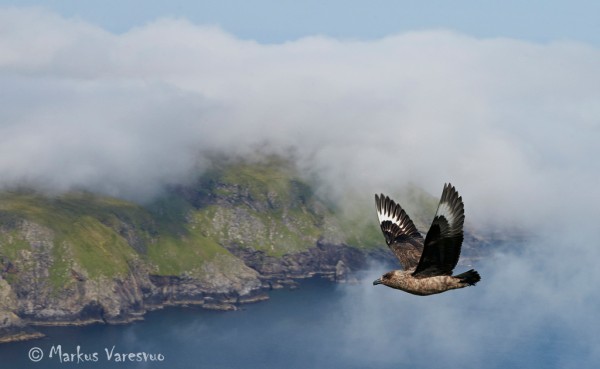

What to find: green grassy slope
left=0, top=191, right=232, bottom=288
left=0, top=192, right=140, bottom=286
left=0, top=157, right=440, bottom=286
left=184, top=157, right=332, bottom=256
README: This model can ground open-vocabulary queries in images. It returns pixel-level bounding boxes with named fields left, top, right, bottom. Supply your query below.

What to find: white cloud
left=1, top=7, right=599, bottom=221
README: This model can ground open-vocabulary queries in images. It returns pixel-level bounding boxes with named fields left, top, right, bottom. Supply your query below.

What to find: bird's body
left=373, top=183, right=480, bottom=296
left=374, top=269, right=479, bottom=296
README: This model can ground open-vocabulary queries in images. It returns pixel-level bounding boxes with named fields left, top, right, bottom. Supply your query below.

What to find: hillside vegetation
left=0, top=156, right=444, bottom=342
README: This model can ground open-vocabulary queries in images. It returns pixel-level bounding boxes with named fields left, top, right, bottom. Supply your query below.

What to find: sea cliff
left=0, top=157, right=487, bottom=342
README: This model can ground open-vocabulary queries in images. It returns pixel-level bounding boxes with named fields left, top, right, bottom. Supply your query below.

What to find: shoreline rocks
left=0, top=242, right=390, bottom=343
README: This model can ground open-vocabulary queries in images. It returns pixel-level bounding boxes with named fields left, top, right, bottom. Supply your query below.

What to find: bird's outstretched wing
left=375, top=194, right=424, bottom=270
left=413, top=183, right=465, bottom=277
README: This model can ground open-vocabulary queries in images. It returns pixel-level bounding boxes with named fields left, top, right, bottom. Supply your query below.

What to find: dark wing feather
left=375, top=193, right=424, bottom=270
left=413, top=183, right=465, bottom=277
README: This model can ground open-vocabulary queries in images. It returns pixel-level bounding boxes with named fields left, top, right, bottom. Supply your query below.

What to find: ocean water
left=0, top=266, right=594, bottom=369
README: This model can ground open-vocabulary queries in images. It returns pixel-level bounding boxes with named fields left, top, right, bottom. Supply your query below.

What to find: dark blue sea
left=0, top=263, right=595, bottom=369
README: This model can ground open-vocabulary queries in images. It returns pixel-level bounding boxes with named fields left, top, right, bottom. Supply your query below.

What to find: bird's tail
left=454, top=269, right=481, bottom=286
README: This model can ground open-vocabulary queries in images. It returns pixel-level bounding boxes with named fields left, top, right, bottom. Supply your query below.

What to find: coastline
left=0, top=244, right=386, bottom=343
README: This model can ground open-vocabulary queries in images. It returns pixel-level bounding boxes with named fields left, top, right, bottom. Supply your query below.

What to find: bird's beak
left=373, top=278, right=382, bottom=286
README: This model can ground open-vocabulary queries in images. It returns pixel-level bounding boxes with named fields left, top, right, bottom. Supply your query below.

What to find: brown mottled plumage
left=373, top=183, right=480, bottom=296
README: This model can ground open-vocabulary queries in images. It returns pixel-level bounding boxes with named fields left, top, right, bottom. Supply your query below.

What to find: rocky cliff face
left=0, top=203, right=269, bottom=341
left=0, top=157, right=483, bottom=342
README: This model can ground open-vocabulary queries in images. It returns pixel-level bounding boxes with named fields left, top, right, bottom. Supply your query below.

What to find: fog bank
left=1, top=8, right=598, bottom=227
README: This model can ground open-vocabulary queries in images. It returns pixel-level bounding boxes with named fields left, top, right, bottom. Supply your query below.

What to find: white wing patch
left=433, top=183, right=464, bottom=232
left=435, top=202, right=456, bottom=225
left=376, top=202, right=408, bottom=233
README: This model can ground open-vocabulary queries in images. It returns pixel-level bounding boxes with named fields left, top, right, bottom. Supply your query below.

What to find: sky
left=1, top=2, right=600, bottom=368
left=1, top=0, right=600, bottom=45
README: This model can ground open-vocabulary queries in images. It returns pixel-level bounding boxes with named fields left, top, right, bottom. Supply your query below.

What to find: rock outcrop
left=0, top=157, right=486, bottom=342
left=0, top=213, right=385, bottom=342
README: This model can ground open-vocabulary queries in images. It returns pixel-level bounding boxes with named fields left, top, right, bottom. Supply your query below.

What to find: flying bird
left=373, top=183, right=480, bottom=295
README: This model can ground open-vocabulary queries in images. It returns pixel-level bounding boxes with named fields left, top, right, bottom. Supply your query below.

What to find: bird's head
left=372, top=271, right=396, bottom=286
